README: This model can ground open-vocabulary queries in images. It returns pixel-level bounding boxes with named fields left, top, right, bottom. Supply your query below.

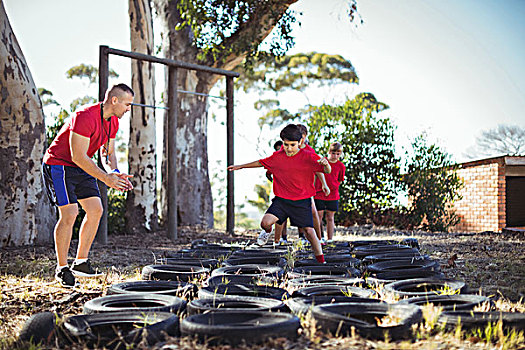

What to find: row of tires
left=19, top=238, right=525, bottom=348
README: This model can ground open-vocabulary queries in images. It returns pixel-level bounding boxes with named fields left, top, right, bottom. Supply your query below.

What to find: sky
left=4, top=0, right=525, bottom=215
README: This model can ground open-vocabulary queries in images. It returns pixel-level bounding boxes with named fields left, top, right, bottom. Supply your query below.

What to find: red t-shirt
left=315, top=160, right=346, bottom=200
left=43, top=103, right=119, bottom=167
left=259, top=149, right=324, bottom=200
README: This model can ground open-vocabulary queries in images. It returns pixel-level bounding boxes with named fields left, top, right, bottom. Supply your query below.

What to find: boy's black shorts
left=42, top=163, right=101, bottom=207
left=266, top=197, right=313, bottom=228
left=314, top=199, right=339, bottom=212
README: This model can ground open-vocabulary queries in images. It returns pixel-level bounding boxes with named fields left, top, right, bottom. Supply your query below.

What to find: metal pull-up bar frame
left=96, top=45, right=239, bottom=243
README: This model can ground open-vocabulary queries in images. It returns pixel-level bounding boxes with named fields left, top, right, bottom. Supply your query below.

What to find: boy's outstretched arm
left=315, top=172, right=331, bottom=196
left=227, top=160, right=262, bottom=171
left=318, top=157, right=332, bottom=174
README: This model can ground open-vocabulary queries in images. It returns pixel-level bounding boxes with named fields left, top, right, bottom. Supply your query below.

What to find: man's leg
left=303, top=227, right=323, bottom=256
left=75, top=197, right=103, bottom=260
left=55, top=204, right=79, bottom=266
left=326, top=210, right=336, bottom=241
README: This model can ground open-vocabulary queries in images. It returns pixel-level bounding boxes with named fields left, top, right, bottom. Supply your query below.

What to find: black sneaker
left=71, top=260, right=103, bottom=277
left=55, top=266, right=77, bottom=288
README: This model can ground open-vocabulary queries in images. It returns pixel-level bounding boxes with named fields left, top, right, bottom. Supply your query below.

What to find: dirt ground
left=1, top=225, right=524, bottom=349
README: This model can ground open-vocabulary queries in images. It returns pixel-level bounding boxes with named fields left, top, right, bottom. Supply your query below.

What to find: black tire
left=83, top=294, right=187, bottom=315
left=288, top=265, right=360, bottom=279
left=400, top=237, right=420, bottom=249
left=232, top=248, right=288, bottom=258
left=206, top=274, right=275, bottom=286
left=398, top=294, right=490, bottom=311
left=311, top=302, right=422, bottom=340
left=366, top=259, right=440, bottom=273
left=187, top=296, right=289, bottom=315
left=292, top=285, right=375, bottom=298
left=107, top=280, right=197, bottom=299
left=159, top=258, right=220, bottom=269
left=198, top=283, right=289, bottom=300
left=63, top=311, right=179, bottom=349
left=286, top=296, right=383, bottom=316
left=166, top=249, right=232, bottom=259
left=438, top=311, right=525, bottom=331
left=18, top=312, right=60, bottom=346
left=180, top=311, right=300, bottom=345
left=294, top=256, right=360, bottom=268
left=370, top=269, right=445, bottom=281
left=223, top=256, right=287, bottom=268
left=211, top=264, right=285, bottom=281
left=191, top=238, right=208, bottom=248
left=142, top=264, right=209, bottom=282
left=384, top=278, right=466, bottom=297
left=362, top=252, right=430, bottom=265
left=350, top=239, right=399, bottom=248
left=287, top=276, right=365, bottom=288
left=352, top=245, right=418, bottom=259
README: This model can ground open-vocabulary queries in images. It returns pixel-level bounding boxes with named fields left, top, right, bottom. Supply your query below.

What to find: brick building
left=452, top=156, right=525, bottom=232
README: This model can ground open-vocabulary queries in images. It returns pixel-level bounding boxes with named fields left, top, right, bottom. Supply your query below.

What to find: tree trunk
left=152, top=0, right=296, bottom=228
left=126, top=0, right=158, bottom=232
left=0, top=1, right=54, bottom=246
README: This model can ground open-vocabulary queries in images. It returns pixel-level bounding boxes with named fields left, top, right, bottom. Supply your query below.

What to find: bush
left=403, top=134, right=463, bottom=232
left=308, top=93, right=401, bottom=225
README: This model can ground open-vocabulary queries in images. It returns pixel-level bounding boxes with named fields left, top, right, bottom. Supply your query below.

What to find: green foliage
left=107, top=189, right=127, bottom=233
left=65, top=64, right=119, bottom=84
left=308, top=93, right=401, bottom=223
left=176, top=0, right=299, bottom=63
left=45, top=109, right=69, bottom=148
left=38, top=87, right=59, bottom=106
left=404, top=134, right=463, bottom=232
left=247, top=180, right=272, bottom=213
left=70, top=96, right=97, bottom=112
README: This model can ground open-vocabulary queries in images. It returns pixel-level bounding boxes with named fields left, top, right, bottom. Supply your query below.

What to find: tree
left=307, top=93, right=401, bottom=224
left=404, top=134, right=463, bottom=232
left=0, top=2, right=54, bottom=246
left=127, top=0, right=158, bottom=232
left=466, top=124, right=525, bottom=158
left=151, top=0, right=360, bottom=227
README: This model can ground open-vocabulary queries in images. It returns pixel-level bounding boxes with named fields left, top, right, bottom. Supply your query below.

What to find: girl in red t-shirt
left=314, top=142, right=346, bottom=242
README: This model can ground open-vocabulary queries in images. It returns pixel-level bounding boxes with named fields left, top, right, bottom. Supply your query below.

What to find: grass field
left=1, top=226, right=524, bottom=349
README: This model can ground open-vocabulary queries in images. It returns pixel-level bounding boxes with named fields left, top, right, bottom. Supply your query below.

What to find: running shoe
left=71, top=260, right=103, bottom=277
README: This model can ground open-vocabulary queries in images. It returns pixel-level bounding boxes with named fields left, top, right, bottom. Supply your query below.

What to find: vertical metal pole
left=96, top=45, right=109, bottom=244
left=167, top=66, right=178, bottom=240
left=226, top=76, right=235, bottom=234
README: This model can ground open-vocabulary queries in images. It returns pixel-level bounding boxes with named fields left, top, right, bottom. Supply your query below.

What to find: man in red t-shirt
left=314, top=142, right=346, bottom=242
left=227, top=124, right=331, bottom=262
left=42, top=83, right=134, bottom=287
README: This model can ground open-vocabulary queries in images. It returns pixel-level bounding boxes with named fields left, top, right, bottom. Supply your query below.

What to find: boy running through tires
left=227, top=124, right=331, bottom=263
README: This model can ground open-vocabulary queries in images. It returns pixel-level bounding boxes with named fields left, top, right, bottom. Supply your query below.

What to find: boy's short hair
left=273, top=140, right=283, bottom=151
left=296, top=124, right=308, bottom=136
left=280, top=124, right=302, bottom=142
left=329, top=142, right=343, bottom=152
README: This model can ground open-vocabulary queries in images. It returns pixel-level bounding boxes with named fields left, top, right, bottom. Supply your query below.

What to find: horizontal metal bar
left=177, top=89, right=225, bottom=99
left=131, top=103, right=169, bottom=110
left=104, top=46, right=240, bottom=77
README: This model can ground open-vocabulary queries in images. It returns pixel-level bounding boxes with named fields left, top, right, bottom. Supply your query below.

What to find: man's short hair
left=296, top=124, right=308, bottom=136
left=280, top=124, right=302, bottom=142
left=106, top=83, right=134, bottom=99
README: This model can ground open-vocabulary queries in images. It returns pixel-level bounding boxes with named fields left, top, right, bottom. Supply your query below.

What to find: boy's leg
left=261, top=213, right=279, bottom=232
left=274, top=223, right=284, bottom=244
left=303, top=227, right=323, bottom=257
left=326, top=210, right=336, bottom=241
left=311, top=198, right=322, bottom=240
left=317, top=209, right=325, bottom=240
left=282, top=220, right=288, bottom=240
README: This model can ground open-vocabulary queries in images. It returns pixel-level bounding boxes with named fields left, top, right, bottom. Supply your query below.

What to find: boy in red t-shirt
left=314, top=142, right=346, bottom=242
left=227, top=124, right=331, bottom=262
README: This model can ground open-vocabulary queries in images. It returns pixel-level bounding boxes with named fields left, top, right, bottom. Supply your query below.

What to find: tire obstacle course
left=18, top=237, right=525, bottom=348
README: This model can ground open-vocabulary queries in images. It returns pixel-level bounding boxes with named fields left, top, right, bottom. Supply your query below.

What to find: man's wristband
left=111, top=169, right=120, bottom=174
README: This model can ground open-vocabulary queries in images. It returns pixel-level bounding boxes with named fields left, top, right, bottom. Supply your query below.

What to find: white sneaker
left=257, top=230, right=271, bottom=246
left=327, top=239, right=333, bottom=244
left=279, top=238, right=288, bottom=245
left=320, top=238, right=327, bottom=244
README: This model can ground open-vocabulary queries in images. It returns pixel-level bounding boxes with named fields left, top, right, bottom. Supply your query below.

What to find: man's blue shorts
left=314, top=199, right=339, bottom=212
left=42, top=163, right=100, bottom=207
left=266, top=197, right=313, bottom=228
